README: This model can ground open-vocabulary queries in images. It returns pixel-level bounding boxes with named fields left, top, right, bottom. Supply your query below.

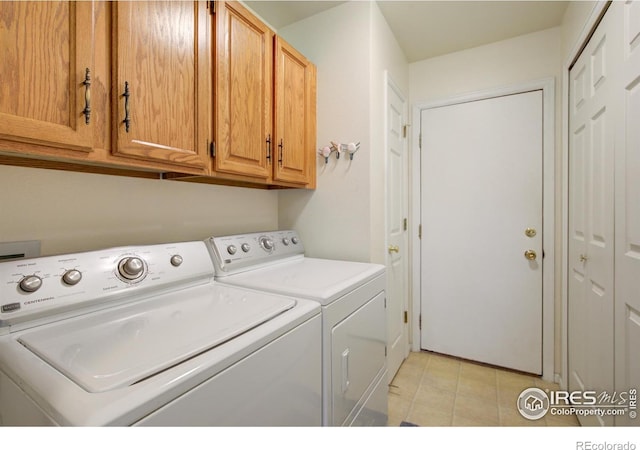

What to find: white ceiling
left=244, top=1, right=570, bottom=62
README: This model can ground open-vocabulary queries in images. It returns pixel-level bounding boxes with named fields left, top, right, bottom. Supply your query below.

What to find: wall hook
left=318, top=146, right=332, bottom=164
left=330, top=141, right=341, bottom=159
left=344, top=142, right=360, bottom=160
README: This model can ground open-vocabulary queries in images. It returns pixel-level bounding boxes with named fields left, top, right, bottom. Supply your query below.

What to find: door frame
left=410, top=77, right=556, bottom=381
left=561, top=0, right=609, bottom=391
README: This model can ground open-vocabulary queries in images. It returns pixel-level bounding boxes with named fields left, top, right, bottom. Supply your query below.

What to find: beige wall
left=277, top=1, right=409, bottom=263
left=0, top=165, right=278, bottom=256
left=561, top=1, right=599, bottom=62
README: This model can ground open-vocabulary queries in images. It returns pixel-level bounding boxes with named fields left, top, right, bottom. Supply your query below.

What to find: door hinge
left=402, top=124, right=409, bottom=138
left=419, top=314, right=422, bottom=330
left=207, top=1, right=215, bottom=14
left=384, top=297, right=387, bottom=309
left=419, top=133, right=422, bottom=149
left=403, top=218, right=407, bottom=231
left=403, top=311, right=408, bottom=324
left=418, top=224, right=422, bottom=239
left=210, top=141, right=216, bottom=158
left=384, top=346, right=387, bottom=357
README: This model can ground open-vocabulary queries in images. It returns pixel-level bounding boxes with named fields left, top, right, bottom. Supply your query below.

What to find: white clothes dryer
left=208, top=230, right=388, bottom=426
left=0, top=241, right=321, bottom=426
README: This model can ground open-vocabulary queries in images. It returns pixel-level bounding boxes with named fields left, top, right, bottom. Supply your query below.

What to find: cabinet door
left=273, top=36, right=316, bottom=187
left=112, top=1, right=208, bottom=172
left=0, top=1, right=93, bottom=152
left=213, top=1, right=273, bottom=180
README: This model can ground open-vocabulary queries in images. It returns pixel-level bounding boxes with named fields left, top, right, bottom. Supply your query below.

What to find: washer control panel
left=0, top=242, right=214, bottom=330
left=208, top=230, right=304, bottom=276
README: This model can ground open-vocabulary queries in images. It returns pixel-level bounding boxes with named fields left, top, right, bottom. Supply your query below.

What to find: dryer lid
left=18, top=284, right=295, bottom=393
left=218, top=258, right=385, bottom=305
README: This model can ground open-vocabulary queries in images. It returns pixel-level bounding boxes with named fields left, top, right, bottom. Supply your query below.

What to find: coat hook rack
left=318, top=141, right=360, bottom=164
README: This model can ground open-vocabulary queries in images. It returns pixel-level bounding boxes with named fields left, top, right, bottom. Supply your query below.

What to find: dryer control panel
left=0, top=242, right=214, bottom=332
left=208, top=230, right=304, bottom=276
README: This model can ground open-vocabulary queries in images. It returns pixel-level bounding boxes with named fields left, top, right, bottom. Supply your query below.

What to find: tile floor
left=388, top=351, right=580, bottom=427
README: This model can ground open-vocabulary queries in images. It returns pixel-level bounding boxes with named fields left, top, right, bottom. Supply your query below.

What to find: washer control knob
left=170, top=255, right=183, bottom=267
left=227, top=245, right=237, bottom=255
left=282, top=238, right=290, bottom=246
left=291, top=237, right=299, bottom=245
left=19, top=275, right=42, bottom=293
left=260, top=237, right=274, bottom=251
left=118, top=257, right=145, bottom=280
left=241, top=243, right=251, bottom=253
left=62, top=269, right=82, bottom=286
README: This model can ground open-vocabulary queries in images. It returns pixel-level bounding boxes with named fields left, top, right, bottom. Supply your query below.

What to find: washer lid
left=17, top=284, right=295, bottom=393
left=218, top=258, right=385, bottom=305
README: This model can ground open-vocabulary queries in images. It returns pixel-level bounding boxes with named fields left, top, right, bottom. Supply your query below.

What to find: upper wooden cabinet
left=213, top=0, right=274, bottom=181
left=0, top=1, right=316, bottom=188
left=273, top=36, right=317, bottom=187
left=0, top=2, right=94, bottom=152
left=111, top=1, right=209, bottom=172
left=212, top=1, right=316, bottom=188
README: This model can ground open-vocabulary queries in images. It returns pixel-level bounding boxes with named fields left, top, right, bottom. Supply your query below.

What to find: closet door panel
left=568, top=3, right=619, bottom=426
left=615, top=0, right=640, bottom=426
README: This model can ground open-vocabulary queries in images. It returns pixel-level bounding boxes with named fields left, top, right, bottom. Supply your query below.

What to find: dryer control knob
left=227, top=245, right=237, bottom=255
left=260, top=237, right=274, bottom=251
left=170, top=255, right=183, bottom=267
left=282, top=238, right=290, bottom=246
left=291, top=237, right=299, bottom=245
left=19, top=275, right=42, bottom=293
left=62, top=269, right=82, bottom=286
left=118, top=257, right=145, bottom=280
left=241, top=243, right=251, bottom=253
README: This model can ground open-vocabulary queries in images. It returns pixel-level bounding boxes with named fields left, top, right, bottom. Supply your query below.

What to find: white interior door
left=568, top=2, right=619, bottom=426
left=420, top=91, right=543, bottom=374
left=615, top=0, right=640, bottom=427
left=385, top=74, right=409, bottom=382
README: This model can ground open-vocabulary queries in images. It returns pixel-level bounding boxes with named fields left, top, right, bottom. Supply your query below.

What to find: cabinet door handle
left=122, top=81, right=131, bottom=133
left=82, top=68, right=91, bottom=125
left=266, top=134, right=272, bottom=164
left=278, top=139, right=284, bottom=166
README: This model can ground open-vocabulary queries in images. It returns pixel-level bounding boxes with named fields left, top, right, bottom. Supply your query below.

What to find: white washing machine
left=0, top=241, right=321, bottom=426
left=208, top=230, right=388, bottom=426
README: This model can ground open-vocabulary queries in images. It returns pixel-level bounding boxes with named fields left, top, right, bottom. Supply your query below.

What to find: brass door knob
left=524, top=250, right=537, bottom=261
left=388, top=245, right=399, bottom=254
left=579, top=254, right=589, bottom=262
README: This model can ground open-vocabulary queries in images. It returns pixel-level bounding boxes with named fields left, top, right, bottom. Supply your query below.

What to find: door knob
left=525, top=228, right=537, bottom=238
left=388, top=245, right=399, bottom=254
left=524, top=250, right=537, bottom=261
left=579, top=254, right=588, bottom=262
